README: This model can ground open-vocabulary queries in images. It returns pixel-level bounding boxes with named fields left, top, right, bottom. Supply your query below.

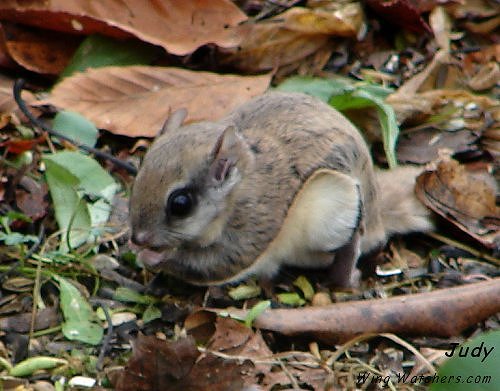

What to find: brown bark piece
left=210, top=278, right=500, bottom=345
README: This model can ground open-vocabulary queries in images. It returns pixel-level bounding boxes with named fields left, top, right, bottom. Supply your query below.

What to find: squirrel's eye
left=167, top=189, right=194, bottom=218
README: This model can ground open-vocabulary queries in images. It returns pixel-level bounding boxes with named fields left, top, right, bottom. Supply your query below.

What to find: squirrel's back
left=226, top=92, right=387, bottom=253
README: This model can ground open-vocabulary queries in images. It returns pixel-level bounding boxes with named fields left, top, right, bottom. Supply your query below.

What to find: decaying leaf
left=389, top=88, right=498, bottom=128
left=112, top=335, right=198, bottom=390
left=15, top=176, right=48, bottom=222
left=481, top=127, right=500, bottom=159
left=185, top=313, right=333, bottom=389
left=280, top=4, right=364, bottom=36
left=112, top=334, right=253, bottom=391
left=416, top=158, right=499, bottom=249
left=365, top=0, right=432, bottom=34
left=0, top=307, right=60, bottom=333
left=222, top=24, right=329, bottom=72
left=464, top=14, right=500, bottom=34
left=222, top=3, right=364, bottom=72
left=394, top=128, right=479, bottom=164
left=446, top=0, right=498, bottom=19
left=0, top=0, right=247, bottom=56
left=0, top=22, right=79, bottom=75
left=39, top=66, right=271, bottom=137
left=467, top=62, right=500, bottom=91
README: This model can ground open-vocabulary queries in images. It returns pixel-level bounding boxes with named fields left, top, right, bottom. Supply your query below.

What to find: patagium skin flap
left=129, top=92, right=433, bottom=286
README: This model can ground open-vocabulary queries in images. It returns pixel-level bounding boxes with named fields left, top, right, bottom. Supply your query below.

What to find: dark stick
left=97, top=304, right=114, bottom=371
left=0, top=223, right=45, bottom=282
left=13, top=79, right=138, bottom=175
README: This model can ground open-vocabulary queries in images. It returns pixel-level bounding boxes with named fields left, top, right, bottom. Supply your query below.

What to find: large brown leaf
left=39, top=66, right=271, bottom=137
left=0, top=0, right=247, bottom=55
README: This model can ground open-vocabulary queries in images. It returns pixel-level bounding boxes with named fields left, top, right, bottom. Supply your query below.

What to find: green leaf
left=244, top=300, right=271, bottom=328
left=43, top=158, right=91, bottom=250
left=113, top=287, right=156, bottom=305
left=43, top=151, right=119, bottom=251
left=373, top=97, right=399, bottom=169
left=53, top=275, right=103, bottom=345
left=276, top=292, right=306, bottom=307
left=143, top=305, right=162, bottom=324
left=60, top=34, right=159, bottom=79
left=9, top=356, right=67, bottom=377
left=328, top=92, right=374, bottom=111
left=277, top=76, right=398, bottom=168
left=228, top=282, right=262, bottom=300
left=329, top=89, right=399, bottom=168
left=293, top=276, right=315, bottom=301
left=430, top=331, right=500, bottom=391
left=276, top=76, right=353, bottom=102
left=53, top=111, right=98, bottom=148
left=0, top=232, right=38, bottom=246
left=356, top=83, right=393, bottom=99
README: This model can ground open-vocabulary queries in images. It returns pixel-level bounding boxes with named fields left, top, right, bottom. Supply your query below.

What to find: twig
left=426, top=232, right=499, bottom=266
left=97, top=304, right=114, bottom=371
left=13, top=79, right=138, bottom=175
left=325, top=332, right=435, bottom=373
left=29, top=250, right=44, bottom=344
left=278, top=358, right=301, bottom=390
left=196, top=347, right=322, bottom=368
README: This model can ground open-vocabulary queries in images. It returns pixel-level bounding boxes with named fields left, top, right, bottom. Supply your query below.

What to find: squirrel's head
left=129, top=116, right=253, bottom=270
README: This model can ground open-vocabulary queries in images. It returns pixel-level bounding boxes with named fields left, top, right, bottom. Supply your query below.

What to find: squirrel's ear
left=158, top=108, right=187, bottom=136
left=209, top=125, right=243, bottom=183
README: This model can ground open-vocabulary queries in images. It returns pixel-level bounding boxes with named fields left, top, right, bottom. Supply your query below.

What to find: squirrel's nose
left=130, top=230, right=150, bottom=247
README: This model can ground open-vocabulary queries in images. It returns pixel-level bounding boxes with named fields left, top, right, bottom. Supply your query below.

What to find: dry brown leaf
left=112, top=330, right=255, bottom=390
left=225, top=28, right=329, bottom=72
left=0, top=0, right=247, bottom=56
left=39, top=66, right=271, bottom=137
left=112, top=335, right=199, bottom=391
left=281, top=5, right=364, bottom=36
left=416, top=158, right=499, bottom=249
left=467, top=61, right=500, bottom=91
left=429, top=6, right=451, bottom=52
left=186, top=314, right=332, bottom=389
left=481, top=127, right=500, bottom=159
left=388, top=87, right=498, bottom=125
left=222, top=3, right=363, bottom=72
left=0, top=22, right=79, bottom=75
left=445, top=0, right=498, bottom=19
left=464, top=14, right=500, bottom=34
left=395, top=129, right=479, bottom=164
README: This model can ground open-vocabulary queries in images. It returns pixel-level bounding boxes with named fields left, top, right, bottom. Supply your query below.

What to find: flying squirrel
left=129, top=92, right=434, bottom=287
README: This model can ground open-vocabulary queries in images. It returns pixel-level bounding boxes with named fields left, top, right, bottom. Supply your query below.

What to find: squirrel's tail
left=375, top=165, right=434, bottom=238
